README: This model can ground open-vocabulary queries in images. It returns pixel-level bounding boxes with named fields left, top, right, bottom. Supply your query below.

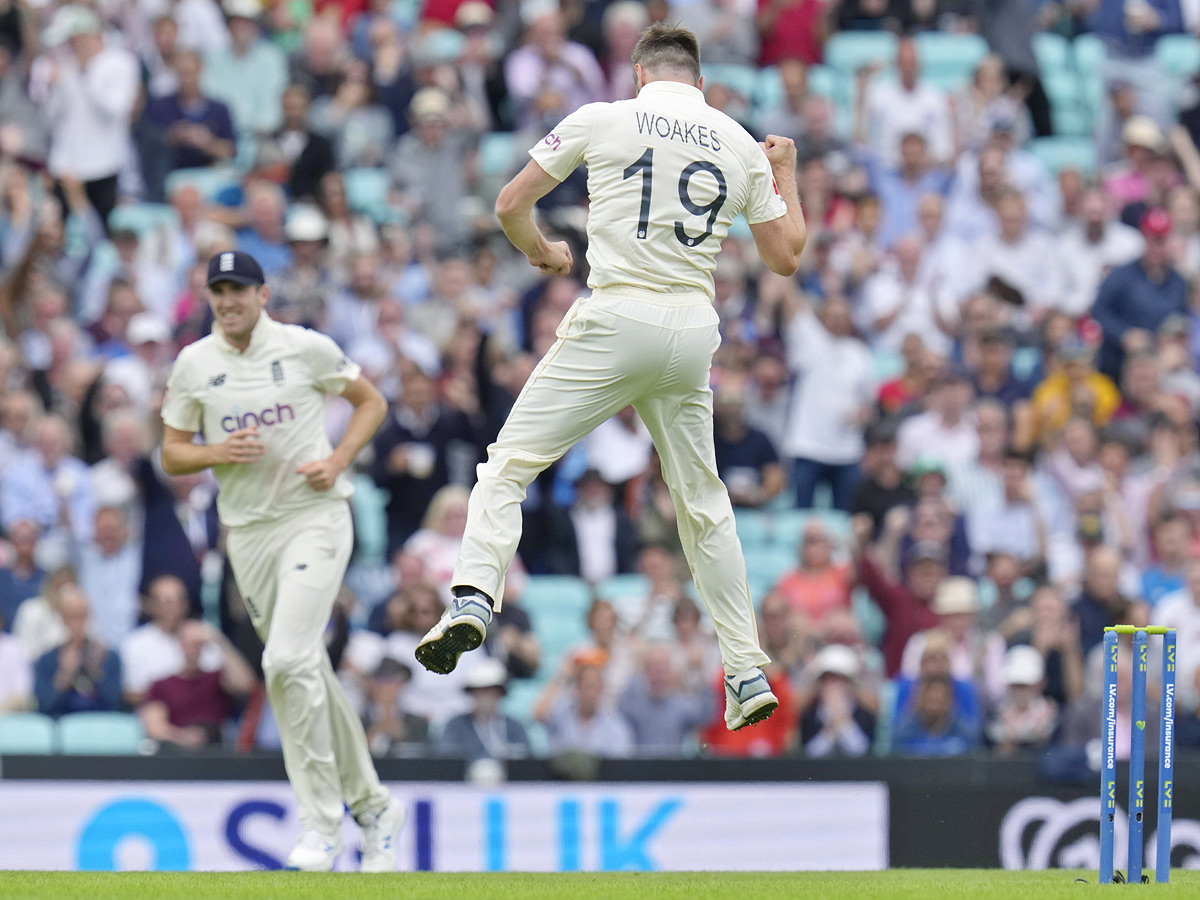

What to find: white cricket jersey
left=529, top=80, right=788, bottom=298
left=161, top=312, right=362, bottom=528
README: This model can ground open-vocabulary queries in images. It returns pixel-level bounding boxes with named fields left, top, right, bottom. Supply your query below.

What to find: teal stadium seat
left=343, top=167, right=392, bottom=223
left=1032, top=32, right=1071, bottom=74
left=1073, top=33, right=1107, bottom=76
left=734, top=509, right=770, bottom=550
left=595, top=574, right=649, bottom=603
left=502, top=678, right=545, bottom=723
left=824, top=31, right=898, bottom=77
left=916, top=32, right=988, bottom=85
left=350, top=474, right=389, bottom=566
left=0, top=712, right=57, bottom=754
left=771, top=509, right=851, bottom=548
left=521, top=576, right=594, bottom=663
left=58, top=712, right=143, bottom=755
left=1156, top=33, right=1200, bottom=79
left=1027, top=136, right=1098, bottom=176
left=702, top=64, right=757, bottom=100
left=164, top=166, right=240, bottom=203
left=741, top=546, right=797, bottom=589
left=479, top=131, right=518, bottom=178
left=108, top=203, right=179, bottom=236
left=1041, top=70, right=1092, bottom=137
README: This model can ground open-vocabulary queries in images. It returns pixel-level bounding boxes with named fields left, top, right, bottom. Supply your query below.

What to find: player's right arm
left=749, top=135, right=807, bottom=276
left=161, top=424, right=264, bottom=475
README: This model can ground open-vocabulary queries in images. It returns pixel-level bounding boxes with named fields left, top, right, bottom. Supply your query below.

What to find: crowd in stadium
left=5, top=0, right=1200, bottom=765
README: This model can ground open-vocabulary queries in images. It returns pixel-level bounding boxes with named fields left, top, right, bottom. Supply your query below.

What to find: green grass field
left=2, top=870, right=1198, bottom=900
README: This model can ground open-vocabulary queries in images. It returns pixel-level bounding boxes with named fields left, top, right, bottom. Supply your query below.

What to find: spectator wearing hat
left=1092, top=207, right=1188, bottom=381
left=1104, top=115, right=1173, bottom=213
left=617, top=643, right=713, bottom=757
left=102, top=313, right=173, bottom=419
left=390, top=88, right=474, bottom=249
left=362, top=656, right=430, bottom=756
left=901, top=577, right=1007, bottom=707
left=438, top=657, right=530, bottom=762
left=780, top=292, right=873, bottom=511
left=36, top=4, right=139, bottom=229
left=712, top=382, right=785, bottom=510
left=545, top=468, right=638, bottom=583
left=268, top=205, right=334, bottom=328
left=139, top=618, right=256, bottom=750
left=141, top=49, right=237, bottom=200
left=1030, top=336, right=1121, bottom=443
left=986, top=645, right=1059, bottom=752
left=851, top=514, right=942, bottom=677
left=202, top=0, right=287, bottom=136
left=798, top=643, right=876, bottom=757
left=252, top=83, right=336, bottom=202
left=1058, top=188, right=1145, bottom=318
left=896, top=369, right=978, bottom=473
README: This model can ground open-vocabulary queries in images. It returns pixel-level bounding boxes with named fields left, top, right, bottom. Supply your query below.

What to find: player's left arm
left=297, top=375, right=387, bottom=492
left=495, top=159, right=574, bottom=275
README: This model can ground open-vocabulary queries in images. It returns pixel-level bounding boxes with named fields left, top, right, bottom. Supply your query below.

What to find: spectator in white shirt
left=120, top=574, right=218, bottom=705
left=956, top=188, right=1063, bottom=318
left=1152, top=557, right=1200, bottom=711
left=781, top=293, right=874, bottom=510
left=1058, top=188, right=1145, bottom=318
left=38, top=4, right=140, bottom=228
left=76, top=507, right=142, bottom=649
left=855, top=36, right=953, bottom=168
left=861, top=235, right=954, bottom=356
left=896, top=371, right=980, bottom=472
left=0, top=608, right=33, bottom=712
left=585, top=406, right=653, bottom=490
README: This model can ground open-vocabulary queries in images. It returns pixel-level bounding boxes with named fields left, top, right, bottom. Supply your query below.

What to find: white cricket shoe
left=285, top=829, right=342, bottom=872
left=415, top=591, right=492, bottom=674
left=724, top=667, right=779, bottom=731
left=358, top=798, right=406, bottom=873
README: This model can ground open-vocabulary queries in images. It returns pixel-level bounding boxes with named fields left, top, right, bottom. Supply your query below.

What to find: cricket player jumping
left=160, top=251, right=403, bottom=871
left=416, top=25, right=807, bottom=732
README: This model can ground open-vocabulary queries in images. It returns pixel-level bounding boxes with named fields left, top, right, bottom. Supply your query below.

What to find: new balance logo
left=208, top=373, right=226, bottom=387
left=296, top=563, right=307, bottom=571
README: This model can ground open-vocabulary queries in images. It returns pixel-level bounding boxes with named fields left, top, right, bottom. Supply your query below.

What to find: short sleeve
left=304, top=329, right=362, bottom=395
left=743, top=142, right=788, bottom=225
left=161, top=354, right=203, bottom=433
left=528, top=104, right=597, bottom=182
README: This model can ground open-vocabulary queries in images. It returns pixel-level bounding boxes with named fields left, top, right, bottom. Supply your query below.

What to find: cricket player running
left=160, top=251, right=403, bottom=871
left=416, top=25, right=807, bottom=732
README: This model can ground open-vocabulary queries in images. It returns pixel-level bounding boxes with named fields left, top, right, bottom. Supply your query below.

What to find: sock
left=452, top=585, right=494, bottom=609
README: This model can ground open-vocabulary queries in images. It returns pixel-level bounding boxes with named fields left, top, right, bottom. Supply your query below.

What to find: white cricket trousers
left=453, top=287, right=770, bottom=676
left=226, top=501, right=390, bottom=835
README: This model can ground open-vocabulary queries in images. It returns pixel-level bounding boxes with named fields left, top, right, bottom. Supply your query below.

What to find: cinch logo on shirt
left=221, top=403, right=296, bottom=433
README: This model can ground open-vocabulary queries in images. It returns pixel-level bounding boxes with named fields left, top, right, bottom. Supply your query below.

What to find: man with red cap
left=1092, top=207, right=1187, bottom=380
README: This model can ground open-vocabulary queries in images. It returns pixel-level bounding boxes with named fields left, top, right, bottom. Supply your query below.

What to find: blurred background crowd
left=4, top=0, right=1200, bottom=770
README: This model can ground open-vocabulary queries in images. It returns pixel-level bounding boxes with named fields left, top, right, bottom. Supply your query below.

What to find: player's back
left=532, top=81, right=783, bottom=298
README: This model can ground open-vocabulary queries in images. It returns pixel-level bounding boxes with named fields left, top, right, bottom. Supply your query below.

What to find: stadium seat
left=1073, top=33, right=1106, bottom=76
left=0, top=713, right=57, bottom=754
left=478, top=131, right=518, bottom=178
left=350, top=474, right=389, bottom=566
left=772, top=509, right=852, bottom=549
left=1027, top=136, right=1098, bottom=175
left=703, top=64, right=758, bottom=100
left=873, top=678, right=897, bottom=756
left=521, top=576, right=594, bottom=620
left=871, top=348, right=904, bottom=382
left=57, top=712, right=144, bottom=755
left=852, top=586, right=887, bottom=649
left=734, top=509, right=770, bottom=549
left=742, top=546, right=797, bottom=588
left=343, top=167, right=391, bottom=222
left=1155, top=33, right=1200, bottom=79
left=806, top=65, right=839, bottom=99
left=107, top=203, right=180, bottom=236
left=164, top=166, right=241, bottom=204
left=1032, top=32, right=1071, bottom=75
left=824, top=31, right=898, bottom=77
left=502, top=678, right=546, bottom=723
left=915, top=32, right=988, bottom=82
left=595, top=574, right=649, bottom=603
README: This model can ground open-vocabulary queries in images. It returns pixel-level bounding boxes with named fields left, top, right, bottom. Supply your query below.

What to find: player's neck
left=222, top=312, right=261, bottom=352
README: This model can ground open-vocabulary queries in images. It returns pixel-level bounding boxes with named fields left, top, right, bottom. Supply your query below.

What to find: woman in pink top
left=773, top=521, right=852, bottom=624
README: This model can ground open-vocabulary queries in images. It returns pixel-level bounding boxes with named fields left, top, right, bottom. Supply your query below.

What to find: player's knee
left=482, top=449, right=552, bottom=487
left=261, top=643, right=321, bottom=680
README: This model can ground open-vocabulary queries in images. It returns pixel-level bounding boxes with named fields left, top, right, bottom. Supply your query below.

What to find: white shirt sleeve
left=303, top=329, right=362, bottom=395
left=743, top=142, right=788, bottom=225
left=161, top=351, right=203, bottom=433
left=528, top=104, right=598, bottom=182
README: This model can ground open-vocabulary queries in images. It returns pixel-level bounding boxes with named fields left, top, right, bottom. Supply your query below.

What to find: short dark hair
left=631, top=24, right=701, bottom=82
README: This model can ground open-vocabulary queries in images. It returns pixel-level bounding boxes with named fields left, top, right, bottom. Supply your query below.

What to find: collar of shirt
left=212, top=310, right=275, bottom=356
left=637, top=81, right=703, bottom=102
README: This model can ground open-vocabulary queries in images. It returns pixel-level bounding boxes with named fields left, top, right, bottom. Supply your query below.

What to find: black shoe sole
left=732, top=699, right=778, bottom=732
left=414, top=622, right=484, bottom=674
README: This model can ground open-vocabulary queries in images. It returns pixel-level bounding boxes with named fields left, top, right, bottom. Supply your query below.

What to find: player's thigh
left=634, top=385, right=721, bottom=490
left=494, top=300, right=660, bottom=460
left=226, top=525, right=287, bottom=635
left=264, top=504, right=354, bottom=664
